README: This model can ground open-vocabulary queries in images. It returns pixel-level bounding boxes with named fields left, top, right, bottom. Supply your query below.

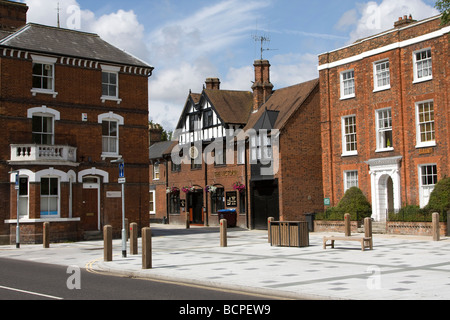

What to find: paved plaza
left=0, top=224, right=449, bottom=300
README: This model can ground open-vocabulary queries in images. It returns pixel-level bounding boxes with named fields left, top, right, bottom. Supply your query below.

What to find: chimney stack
left=394, top=14, right=416, bottom=28
left=0, top=0, right=28, bottom=31
left=205, top=78, right=221, bottom=90
left=252, top=60, right=273, bottom=112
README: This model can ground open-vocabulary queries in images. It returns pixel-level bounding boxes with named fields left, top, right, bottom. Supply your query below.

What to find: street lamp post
left=111, top=159, right=126, bottom=258
left=9, top=171, right=20, bottom=249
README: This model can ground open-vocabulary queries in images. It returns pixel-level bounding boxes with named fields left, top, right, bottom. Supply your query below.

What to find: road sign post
left=112, top=159, right=127, bottom=258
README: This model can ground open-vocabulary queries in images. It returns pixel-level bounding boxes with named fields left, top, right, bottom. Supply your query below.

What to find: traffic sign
left=119, top=163, right=125, bottom=178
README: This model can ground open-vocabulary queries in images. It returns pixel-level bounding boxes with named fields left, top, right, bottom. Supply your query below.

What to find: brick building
left=150, top=61, right=323, bottom=229
left=319, top=15, right=449, bottom=222
left=0, top=0, right=153, bottom=244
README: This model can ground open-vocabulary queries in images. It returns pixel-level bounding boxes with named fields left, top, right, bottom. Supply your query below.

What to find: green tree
left=436, top=0, right=450, bottom=25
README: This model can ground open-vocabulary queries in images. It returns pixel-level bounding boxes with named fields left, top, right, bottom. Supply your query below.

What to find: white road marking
left=0, top=285, right=63, bottom=300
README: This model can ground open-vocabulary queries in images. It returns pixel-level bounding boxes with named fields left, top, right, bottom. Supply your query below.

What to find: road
left=0, top=257, right=274, bottom=301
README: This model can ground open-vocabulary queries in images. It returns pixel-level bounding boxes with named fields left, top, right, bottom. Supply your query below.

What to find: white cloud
left=339, top=0, right=439, bottom=43
left=21, top=0, right=149, bottom=61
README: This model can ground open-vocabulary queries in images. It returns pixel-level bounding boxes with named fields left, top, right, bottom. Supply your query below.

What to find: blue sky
left=20, top=0, right=440, bottom=130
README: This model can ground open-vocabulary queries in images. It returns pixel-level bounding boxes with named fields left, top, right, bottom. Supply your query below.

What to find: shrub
left=424, top=177, right=450, bottom=219
left=317, top=187, right=372, bottom=221
left=389, top=205, right=428, bottom=222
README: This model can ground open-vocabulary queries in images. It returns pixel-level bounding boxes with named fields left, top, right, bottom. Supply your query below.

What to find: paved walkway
left=0, top=224, right=450, bottom=300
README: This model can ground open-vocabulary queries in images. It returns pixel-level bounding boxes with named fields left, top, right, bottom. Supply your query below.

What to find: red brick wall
left=277, top=84, right=324, bottom=221
left=0, top=52, right=150, bottom=243
left=319, top=17, right=449, bottom=209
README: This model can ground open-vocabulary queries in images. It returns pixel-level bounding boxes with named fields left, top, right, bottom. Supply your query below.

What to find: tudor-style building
left=0, top=0, right=153, bottom=244
left=319, top=14, right=449, bottom=222
left=150, top=61, right=324, bottom=229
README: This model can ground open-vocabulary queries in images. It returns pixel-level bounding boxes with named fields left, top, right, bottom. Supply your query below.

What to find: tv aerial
left=252, top=33, right=278, bottom=60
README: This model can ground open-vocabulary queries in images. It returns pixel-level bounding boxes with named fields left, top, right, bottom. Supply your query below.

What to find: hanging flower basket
left=233, top=182, right=246, bottom=193
left=166, top=187, right=180, bottom=194
left=205, top=185, right=218, bottom=194
left=182, top=186, right=195, bottom=193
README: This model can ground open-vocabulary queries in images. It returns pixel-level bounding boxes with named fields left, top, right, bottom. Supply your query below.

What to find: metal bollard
left=142, top=227, right=152, bottom=269
left=104, top=225, right=113, bottom=262
left=43, top=222, right=50, bottom=249
left=220, top=219, right=227, bottom=247
left=130, top=222, right=138, bottom=255
left=432, top=212, right=440, bottom=242
left=344, top=213, right=351, bottom=237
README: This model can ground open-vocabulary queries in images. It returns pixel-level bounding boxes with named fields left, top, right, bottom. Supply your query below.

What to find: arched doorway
left=378, top=175, right=394, bottom=220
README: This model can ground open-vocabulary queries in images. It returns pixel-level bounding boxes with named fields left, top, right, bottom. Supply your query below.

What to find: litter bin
left=218, top=209, right=237, bottom=228
left=305, top=212, right=316, bottom=232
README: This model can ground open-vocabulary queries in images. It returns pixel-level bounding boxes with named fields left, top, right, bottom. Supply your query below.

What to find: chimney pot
left=205, top=78, right=221, bottom=90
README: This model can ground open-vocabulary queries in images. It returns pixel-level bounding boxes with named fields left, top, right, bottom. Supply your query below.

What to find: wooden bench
left=323, top=236, right=373, bottom=251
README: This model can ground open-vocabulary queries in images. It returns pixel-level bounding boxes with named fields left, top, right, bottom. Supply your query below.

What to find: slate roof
left=0, top=23, right=153, bottom=68
left=149, top=141, right=174, bottom=160
left=245, top=78, right=319, bottom=131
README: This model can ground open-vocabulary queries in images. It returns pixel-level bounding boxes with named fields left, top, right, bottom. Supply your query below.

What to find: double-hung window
left=102, top=120, right=119, bottom=155
left=344, top=171, right=359, bottom=192
left=342, top=115, right=357, bottom=156
left=40, top=177, right=59, bottom=217
left=32, top=115, right=54, bottom=145
left=153, top=163, right=160, bottom=180
left=419, top=164, right=438, bottom=208
left=31, top=55, right=57, bottom=97
left=374, top=60, right=390, bottom=91
left=416, top=100, right=435, bottom=148
left=376, top=108, right=393, bottom=151
left=18, top=177, right=29, bottom=218
left=101, top=65, right=121, bottom=103
left=414, top=49, right=432, bottom=82
left=340, top=70, right=355, bottom=99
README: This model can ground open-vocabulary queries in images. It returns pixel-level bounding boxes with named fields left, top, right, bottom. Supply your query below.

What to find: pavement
left=0, top=223, right=450, bottom=300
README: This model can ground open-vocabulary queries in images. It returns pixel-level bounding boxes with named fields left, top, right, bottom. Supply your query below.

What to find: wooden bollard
left=364, top=217, right=373, bottom=238
left=186, top=211, right=190, bottom=229
left=344, top=213, right=351, bottom=237
left=43, top=222, right=50, bottom=249
left=130, top=222, right=138, bottom=255
left=432, top=212, right=440, bottom=242
left=104, top=225, right=113, bottom=262
left=220, top=219, right=227, bottom=247
left=268, top=217, right=274, bottom=243
left=142, top=227, right=152, bottom=269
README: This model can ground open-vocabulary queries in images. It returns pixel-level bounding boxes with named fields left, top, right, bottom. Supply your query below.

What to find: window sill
left=413, top=77, right=432, bottom=84
left=416, top=142, right=436, bottom=149
left=101, top=96, right=122, bottom=104
left=31, top=89, right=58, bottom=98
left=341, top=152, right=358, bottom=157
left=5, top=218, right=80, bottom=224
left=375, top=147, right=394, bottom=153
left=340, top=94, right=355, bottom=101
left=373, top=86, right=391, bottom=93
left=101, top=154, right=122, bottom=160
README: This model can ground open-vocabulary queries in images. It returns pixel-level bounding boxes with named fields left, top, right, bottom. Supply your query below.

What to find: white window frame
left=340, top=69, right=355, bottom=100
left=40, top=176, right=60, bottom=218
left=344, top=170, right=359, bottom=192
left=373, top=59, right=390, bottom=92
left=341, top=115, right=357, bottom=156
left=413, top=48, right=432, bottom=83
left=98, top=112, right=124, bottom=158
left=153, top=163, right=160, bottom=181
left=31, top=55, right=58, bottom=98
left=415, top=100, right=436, bottom=148
left=376, top=108, right=394, bottom=152
left=18, top=176, right=29, bottom=219
left=149, top=190, right=156, bottom=215
left=418, top=164, right=438, bottom=208
left=101, top=65, right=122, bottom=104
